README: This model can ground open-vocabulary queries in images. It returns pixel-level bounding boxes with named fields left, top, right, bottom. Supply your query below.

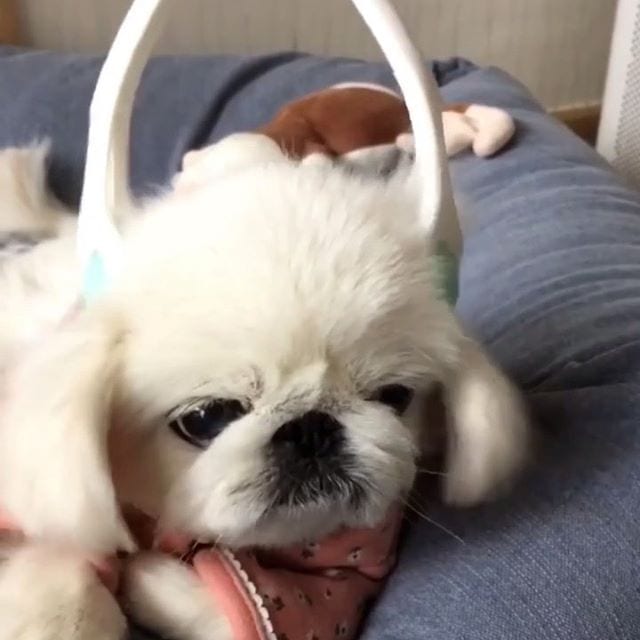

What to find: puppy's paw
left=464, top=105, right=515, bottom=157
left=301, top=152, right=334, bottom=168
left=444, top=340, right=530, bottom=506
left=0, top=546, right=126, bottom=640
left=174, top=133, right=287, bottom=193
left=123, top=552, right=232, bottom=640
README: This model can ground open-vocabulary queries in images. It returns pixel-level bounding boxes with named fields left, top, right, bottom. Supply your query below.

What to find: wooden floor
left=552, top=105, right=600, bottom=145
left=0, top=0, right=19, bottom=45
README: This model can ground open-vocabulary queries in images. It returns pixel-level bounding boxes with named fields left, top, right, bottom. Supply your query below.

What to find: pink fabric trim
left=161, top=508, right=402, bottom=640
left=2, top=497, right=401, bottom=640
left=0, top=508, right=17, bottom=532
left=194, top=549, right=269, bottom=640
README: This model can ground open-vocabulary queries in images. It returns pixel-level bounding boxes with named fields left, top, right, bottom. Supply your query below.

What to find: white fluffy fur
left=0, top=144, right=71, bottom=236
left=0, top=147, right=78, bottom=372
left=0, top=546, right=127, bottom=640
left=123, top=552, right=232, bottom=640
left=0, top=137, right=528, bottom=639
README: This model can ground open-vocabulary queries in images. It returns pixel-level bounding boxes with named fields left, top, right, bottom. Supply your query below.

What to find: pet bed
left=0, top=47, right=639, bottom=640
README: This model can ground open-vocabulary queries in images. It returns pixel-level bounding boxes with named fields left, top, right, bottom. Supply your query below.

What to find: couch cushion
left=2, top=47, right=640, bottom=639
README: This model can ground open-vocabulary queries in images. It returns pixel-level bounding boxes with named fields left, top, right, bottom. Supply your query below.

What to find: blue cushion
left=366, top=67, right=640, bottom=640
left=0, top=47, right=470, bottom=205
left=1, top=48, right=639, bottom=639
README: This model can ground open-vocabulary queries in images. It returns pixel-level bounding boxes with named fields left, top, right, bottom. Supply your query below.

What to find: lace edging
left=219, top=547, right=278, bottom=640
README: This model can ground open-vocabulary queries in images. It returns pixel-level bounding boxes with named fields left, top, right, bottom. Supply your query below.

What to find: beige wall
left=19, top=0, right=616, bottom=109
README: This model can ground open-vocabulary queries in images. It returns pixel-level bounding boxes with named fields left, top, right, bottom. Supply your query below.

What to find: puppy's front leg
left=123, top=552, right=233, bottom=640
left=0, top=546, right=126, bottom=640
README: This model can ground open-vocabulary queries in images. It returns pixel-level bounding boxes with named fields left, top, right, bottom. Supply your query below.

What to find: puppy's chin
left=237, top=498, right=398, bottom=548
left=160, top=483, right=409, bottom=549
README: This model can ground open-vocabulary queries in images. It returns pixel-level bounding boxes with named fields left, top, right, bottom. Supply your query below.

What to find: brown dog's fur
left=257, top=86, right=468, bottom=159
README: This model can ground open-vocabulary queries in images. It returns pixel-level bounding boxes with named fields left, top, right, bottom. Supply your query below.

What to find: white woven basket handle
left=77, top=0, right=170, bottom=299
left=350, top=0, right=458, bottom=249
left=77, top=0, right=460, bottom=300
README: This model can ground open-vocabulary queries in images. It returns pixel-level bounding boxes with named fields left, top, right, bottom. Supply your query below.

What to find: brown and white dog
left=177, top=82, right=515, bottom=193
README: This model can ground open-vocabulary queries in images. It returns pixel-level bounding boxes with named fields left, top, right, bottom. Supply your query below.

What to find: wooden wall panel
left=18, top=0, right=617, bottom=109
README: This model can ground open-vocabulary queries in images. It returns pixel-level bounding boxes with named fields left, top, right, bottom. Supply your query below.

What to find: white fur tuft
left=0, top=143, right=71, bottom=236
left=0, top=546, right=126, bottom=640
left=0, top=312, right=134, bottom=554
left=444, top=339, right=530, bottom=505
left=122, top=553, right=232, bottom=640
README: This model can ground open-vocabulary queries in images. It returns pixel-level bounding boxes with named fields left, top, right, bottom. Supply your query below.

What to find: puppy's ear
left=174, top=133, right=287, bottom=193
left=443, top=339, right=530, bottom=506
left=0, top=308, right=133, bottom=553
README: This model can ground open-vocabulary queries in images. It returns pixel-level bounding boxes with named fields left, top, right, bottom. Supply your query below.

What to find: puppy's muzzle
left=269, top=411, right=358, bottom=507
left=272, top=410, right=343, bottom=458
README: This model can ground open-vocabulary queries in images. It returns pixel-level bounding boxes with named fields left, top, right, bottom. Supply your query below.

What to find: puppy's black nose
left=272, top=411, right=343, bottom=458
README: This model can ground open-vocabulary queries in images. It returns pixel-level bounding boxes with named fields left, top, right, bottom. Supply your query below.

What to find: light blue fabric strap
left=433, top=241, right=459, bottom=306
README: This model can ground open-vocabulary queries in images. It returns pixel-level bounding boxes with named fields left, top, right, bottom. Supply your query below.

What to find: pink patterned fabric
left=162, top=509, right=402, bottom=640
left=1, top=503, right=401, bottom=640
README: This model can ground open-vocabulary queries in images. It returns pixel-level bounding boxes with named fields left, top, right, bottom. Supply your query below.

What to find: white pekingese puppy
left=0, top=133, right=528, bottom=640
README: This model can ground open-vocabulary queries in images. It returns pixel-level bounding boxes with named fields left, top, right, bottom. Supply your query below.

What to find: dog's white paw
left=123, top=551, right=232, bottom=640
left=0, top=546, right=126, bottom=640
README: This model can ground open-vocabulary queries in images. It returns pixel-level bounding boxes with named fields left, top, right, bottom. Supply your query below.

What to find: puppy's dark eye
left=169, top=399, right=246, bottom=448
left=370, top=384, right=414, bottom=415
